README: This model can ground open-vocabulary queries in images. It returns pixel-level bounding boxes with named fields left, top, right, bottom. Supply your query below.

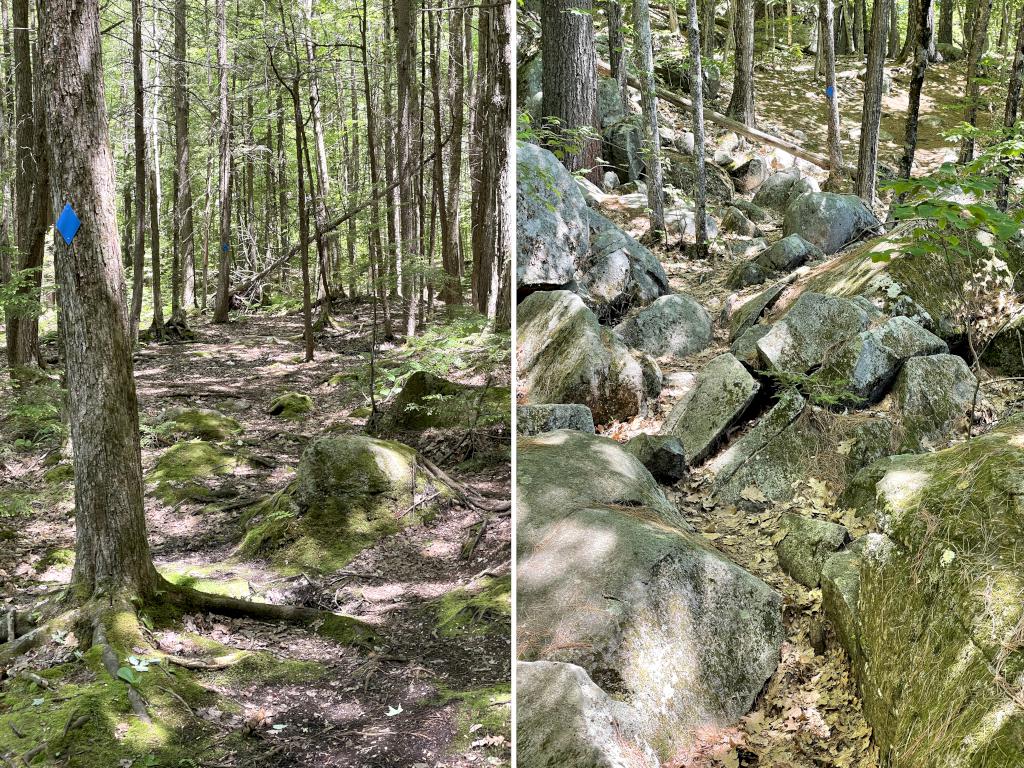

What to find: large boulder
left=892, top=354, right=977, bottom=450
left=666, top=155, right=734, bottom=203
left=776, top=513, right=849, bottom=587
left=767, top=222, right=1024, bottom=342
left=754, top=234, right=823, bottom=273
left=820, top=316, right=948, bottom=404
left=518, top=430, right=784, bottom=753
left=517, top=404, right=596, bottom=436
left=726, top=260, right=768, bottom=289
left=580, top=209, right=669, bottom=319
left=614, top=294, right=713, bottom=359
left=752, top=169, right=801, bottom=213
left=517, top=142, right=589, bottom=291
left=729, top=156, right=770, bottom=194
left=596, top=76, right=625, bottom=127
left=518, top=291, right=648, bottom=425
left=368, top=371, right=510, bottom=435
left=517, top=661, right=658, bottom=768
left=624, top=433, right=688, bottom=484
left=783, top=191, right=881, bottom=255
left=841, top=421, right=1024, bottom=767
left=755, top=292, right=871, bottom=375
left=728, top=281, right=789, bottom=340
left=721, top=206, right=760, bottom=237
left=663, top=353, right=760, bottom=465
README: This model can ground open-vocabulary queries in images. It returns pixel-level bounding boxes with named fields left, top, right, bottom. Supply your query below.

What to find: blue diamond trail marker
left=55, top=203, right=81, bottom=246
left=825, top=85, right=835, bottom=100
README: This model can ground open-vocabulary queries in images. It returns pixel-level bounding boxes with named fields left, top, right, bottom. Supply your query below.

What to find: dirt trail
left=1, top=303, right=511, bottom=768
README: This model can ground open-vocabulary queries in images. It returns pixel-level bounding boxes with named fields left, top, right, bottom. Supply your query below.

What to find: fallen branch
left=597, top=58, right=843, bottom=172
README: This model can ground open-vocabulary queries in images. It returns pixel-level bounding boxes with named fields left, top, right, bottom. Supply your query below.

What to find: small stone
left=776, top=513, right=849, bottom=587
left=624, top=433, right=688, bottom=483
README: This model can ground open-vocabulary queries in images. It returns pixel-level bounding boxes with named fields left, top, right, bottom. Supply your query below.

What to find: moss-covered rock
left=148, top=440, right=240, bottom=504
left=893, top=353, right=977, bottom=450
left=267, top=391, right=313, bottom=418
left=239, top=435, right=449, bottom=573
left=518, top=430, right=783, bottom=756
left=775, top=513, right=848, bottom=587
left=368, top=370, right=510, bottom=435
left=436, top=683, right=511, bottom=755
left=844, top=419, right=1024, bottom=767
left=981, top=311, right=1024, bottom=375
left=433, top=575, right=511, bottom=637
left=161, top=408, right=242, bottom=440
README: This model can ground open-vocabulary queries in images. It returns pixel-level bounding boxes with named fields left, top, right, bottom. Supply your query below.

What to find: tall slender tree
left=634, top=0, right=665, bottom=239
left=822, top=0, right=845, bottom=187
left=899, top=0, right=934, bottom=182
left=997, top=1, right=1024, bottom=210
left=959, top=0, right=993, bottom=163
left=687, top=0, right=709, bottom=258
left=856, top=0, right=892, bottom=203
left=395, top=0, right=421, bottom=337
left=727, top=0, right=756, bottom=126
left=170, top=0, right=195, bottom=330
left=213, top=0, right=233, bottom=323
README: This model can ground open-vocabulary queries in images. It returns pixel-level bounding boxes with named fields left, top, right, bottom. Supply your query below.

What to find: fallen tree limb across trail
left=597, top=59, right=844, bottom=173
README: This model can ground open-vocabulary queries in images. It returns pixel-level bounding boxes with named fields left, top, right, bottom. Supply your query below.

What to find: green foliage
left=765, top=367, right=865, bottom=408
left=2, top=372, right=66, bottom=450
left=516, top=113, right=598, bottom=169
left=0, top=265, right=42, bottom=318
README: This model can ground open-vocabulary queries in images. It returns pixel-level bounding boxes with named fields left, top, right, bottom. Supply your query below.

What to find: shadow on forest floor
left=0, top=299, right=511, bottom=768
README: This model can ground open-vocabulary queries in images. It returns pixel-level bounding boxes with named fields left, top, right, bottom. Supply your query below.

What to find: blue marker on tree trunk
left=826, top=85, right=835, bottom=99
left=55, top=203, right=81, bottom=245
left=222, top=242, right=229, bottom=252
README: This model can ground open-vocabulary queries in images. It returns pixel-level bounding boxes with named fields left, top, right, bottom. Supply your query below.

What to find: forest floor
left=593, top=51, right=1024, bottom=768
left=0, top=300, right=511, bottom=767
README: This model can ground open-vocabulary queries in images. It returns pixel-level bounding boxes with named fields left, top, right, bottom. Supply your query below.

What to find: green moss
left=206, top=651, right=326, bottom=688
left=433, top=576, right=511, bottom=638
left=435, top=683, right=511, bottom=753
left=43, top=462, right=75, bottom=485
left=316, top=613, right=377, bottom=647
left=148, top=440, right=239, bottom=504
left=160, top=409, right=243, bottom=441
left=267, top=391, right=313, bottom=418
left=370, top=371, right=511, bottom=434
left=36, top=547, right=75, bottom=572
left=160, top=568, right=252, bottom=599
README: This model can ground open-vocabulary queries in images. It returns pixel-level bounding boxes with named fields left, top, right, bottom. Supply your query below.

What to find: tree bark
left=634, top=0, right=665, bottom=239
left=899, top=0, right=934, bottom=181
left=685, top=0, right=708, bottom=258
left=38, top=0, right=158, bottom=600
left=606, top=0, right=630, bottom=113
left=856, top=0, right=892, bottom=203
left=540, top=0, right=601, bottom=182
left=442, top=7, right=465, bottom=307
left=395, top=0, right=421, bottom=337
left=213, top=0, right=232, bottom=323
left=997, top=2, right=1024, bottom=210
left=726, top=0, right=756, bottom=126
left=959, top=0, right=993, bottom=163
left=822, top=0, right=845, bottom=187
left=938, top=0, right=953, bottom=43
left=128, top=0, right=147, bottom=344
left=146, top=5, right=164, bottom=340
left=171, top=0, right=195, bottom=325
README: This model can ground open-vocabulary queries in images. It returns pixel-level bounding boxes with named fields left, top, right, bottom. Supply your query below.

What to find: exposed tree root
left=417, top=455, right=512, bottom=514
left=165, top=651, right=249, bottom=670
left=94, top=618, right=151, bottom=722
left=164, top=583, right=367, bottom=629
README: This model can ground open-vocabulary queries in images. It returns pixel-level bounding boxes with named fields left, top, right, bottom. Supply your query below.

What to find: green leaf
left=117, top=666, right=137, bottom=685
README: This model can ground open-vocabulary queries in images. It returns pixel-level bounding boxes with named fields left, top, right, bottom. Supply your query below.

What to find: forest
left=0, top=0, right=512, bottom=765
left=515, top=0, right=1024, bottom=765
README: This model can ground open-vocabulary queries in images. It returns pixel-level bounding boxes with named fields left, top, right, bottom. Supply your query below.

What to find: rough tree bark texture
left=997, top=3, right=1024, bottom=210
left=395, top=0, right=421, bottom=336
left=959, top=0, right=993, bottom=163
left=213, top=0, right=232, bottom=323
left=541, top=0, right=601, bottom=182
left=899, top=0, right=934, bottom=181
left=606, top=0, right=629, bottom=113
left=687, top=0, right=708, bottom=257
left=856, top=0, right=892, bottom=203
left=129, top=0, right=147, bottom=343
left=821, top=0, right=845, bottom=187
left=634, top=0, right=665, bottom=239
left=472, top=0, right=511, bottom=319
left=938, top=0, right=953, bottom=43
left=38, top=0, right=158, bottom=600
left=441, top=7, right=464, bottom=307
left=7, top=0, right=47, bottom=367
left=171, top=0, right=196, bottom=324
left=727, top=0, right=756, bottom=126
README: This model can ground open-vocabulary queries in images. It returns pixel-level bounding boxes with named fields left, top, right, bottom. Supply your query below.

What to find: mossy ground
left=435, top=683, right=511, bottom=753
left=267, top=391, right=313, bottom=418
left=148, top=440, right=241, bottom=504
left=432, top=575, right=511, bottom=638
left=158, top=408, right=243, bottom=441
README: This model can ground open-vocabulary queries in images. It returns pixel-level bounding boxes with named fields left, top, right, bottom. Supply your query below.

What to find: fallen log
left=597, top=59, right=846, bottom=173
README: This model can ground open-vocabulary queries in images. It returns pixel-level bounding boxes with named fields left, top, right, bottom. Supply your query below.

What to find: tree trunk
left=287, top=79, right=315, bottom=361
left=899, top=0, right=934, bottom=181
left=541, top=0, right=601, bottom=182
left=888, top=0, right=900, bottom=56
left=997, top=2, right=1024, bottom=209
left=442, top=7, right=465, bottom=307
left=938, top=0, right=953, bottom=43
left=606, top=0, right=630, bottom=113
left=856, top=0, right=892, bottom=203
left=171, top=0, right=195, bottom=325
left=822, top=0, right=846, bottom=187
left=213, top=0, right=232, bottom=323
left=687, top=0, right=709, bottom=257
left=959, top=0, right=993, bottom=163
left=146, top=6, right=164, bottom=340
left=726, top=0, right=756, bottom=126
left=395, top=0, right=421, bottom=337
left=38, top=0, right=158, bottom=600
left=128, top=0, right=147, bottom=343
left=999, top=0, right=1010, bottom=49
left=7, top=0, right=45, bottom=368
left=634, top=0, right=665, bottom=239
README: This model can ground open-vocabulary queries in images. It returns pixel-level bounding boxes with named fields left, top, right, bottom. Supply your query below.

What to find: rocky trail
left=517, top=46, right=1024, bottom=768
left=1, top=303, right=511, bottom=767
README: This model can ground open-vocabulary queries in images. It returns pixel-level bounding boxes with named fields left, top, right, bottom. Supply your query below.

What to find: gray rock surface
left=722, top=206, right=760, bottom=237
left=776, top=513, right=849, bottom=587
left=782, top=191, right=880, bottom=255
left=892, top=354, right=977, bottom=450
left=517, top=290, right=648, bottom=425
left=726, top=260, right=768, bottom=289
left=754, top=234, right=823, bottom=272
left=518, top=430, right=784, bottom=751
left=615, top=294, right=713, bottom=359
left=752, top=170, right=801, bottom=213
left=517, top=142, right=589, bottom=290
left=517, top=404, right=596, bottom=436
left=756, top=292, right=871, bottom=375
left=517, top=661, right=658, bottom=768
left=624, top=433, right=688, bottom=484
left=730, top=156, right=770, bottom=193
left=603, top=117, right=644, bottom=182
left=663, top=353, right=760, bottom=465
left=729, top=282, right=789, bottom=340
